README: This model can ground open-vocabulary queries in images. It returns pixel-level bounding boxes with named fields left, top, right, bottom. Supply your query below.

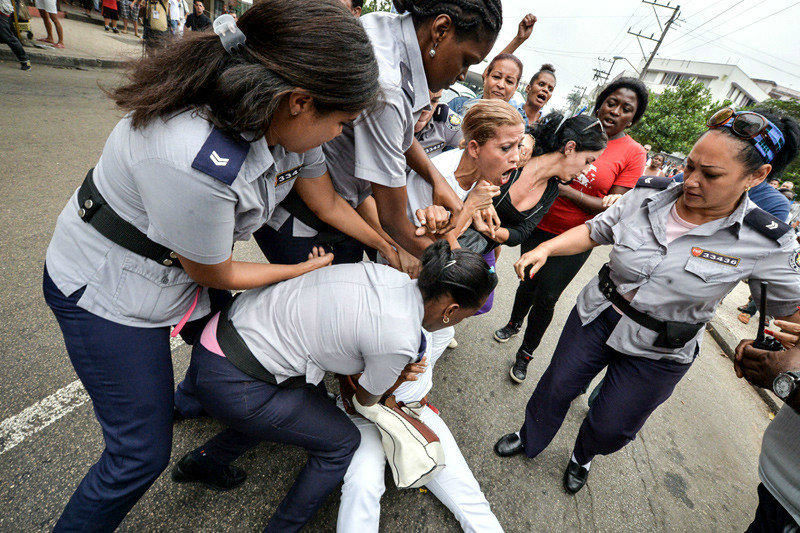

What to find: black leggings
left=509, top=227, right=592, bottom=354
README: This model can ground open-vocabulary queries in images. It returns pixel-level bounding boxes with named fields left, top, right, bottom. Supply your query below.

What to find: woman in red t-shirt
left=494, top=77, right=650, bottom=383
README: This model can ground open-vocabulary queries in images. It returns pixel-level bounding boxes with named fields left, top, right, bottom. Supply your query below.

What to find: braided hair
left=393, top=0, right=502, bottom=41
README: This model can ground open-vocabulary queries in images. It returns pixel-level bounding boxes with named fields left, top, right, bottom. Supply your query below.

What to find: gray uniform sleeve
left=359, top=351, right=414, bottom=396
left=585, top=189, right=641, bottom=245
left=297, top=146, right=327, bottom=179
left=353, top=89, right=411, bottom=188
left=136, top=158, right=237, bottom=264
left=748, top=239, right=800, bottom=317
left=358, top=320, right=417, bottom=395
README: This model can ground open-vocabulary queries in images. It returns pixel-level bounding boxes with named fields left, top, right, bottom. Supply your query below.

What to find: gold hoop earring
left=442, top=316, right=449, bottom=324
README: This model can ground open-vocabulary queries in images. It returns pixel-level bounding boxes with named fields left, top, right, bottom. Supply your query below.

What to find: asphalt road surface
left=0, top=62, right=772, bottom=532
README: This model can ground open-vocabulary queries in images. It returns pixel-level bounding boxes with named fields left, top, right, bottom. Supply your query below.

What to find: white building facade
left=617, top=58, right=771, bottom=106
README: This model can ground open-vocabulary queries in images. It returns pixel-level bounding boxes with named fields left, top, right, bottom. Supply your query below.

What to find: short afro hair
left=594, top=77, right=649, bottom=126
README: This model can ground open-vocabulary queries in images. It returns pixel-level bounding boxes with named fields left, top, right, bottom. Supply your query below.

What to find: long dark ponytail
left=531, top=112, right=608, bottom=156
left=110, top=0, right=380, bottom=136
left=418, top=240, right=497, bottom=309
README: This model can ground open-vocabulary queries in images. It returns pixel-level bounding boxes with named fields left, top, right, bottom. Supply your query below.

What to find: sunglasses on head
left=706, top=107, right=785, bottom=163
left=581, top=118, right=604, bottom=133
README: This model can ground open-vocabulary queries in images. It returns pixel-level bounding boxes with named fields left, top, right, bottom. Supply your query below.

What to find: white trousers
left=336, top=404, right=504, bottom=533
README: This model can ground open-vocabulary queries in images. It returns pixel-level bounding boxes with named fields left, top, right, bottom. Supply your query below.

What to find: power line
left=627, top=0, right=681, bottom=80
left=663, top=15, right=800, bottom=70
left=683, top=0, right=728, bottom=19
left=665, top=0, right=767, bottom=50
left=603, top=7, right=644, bottom=56
left=663, top=0, right=745, bottom=47
left=671, top=1, right=800, bottom=56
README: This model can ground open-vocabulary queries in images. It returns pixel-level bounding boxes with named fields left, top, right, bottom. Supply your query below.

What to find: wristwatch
left=773, top=370, right=800, bottom=401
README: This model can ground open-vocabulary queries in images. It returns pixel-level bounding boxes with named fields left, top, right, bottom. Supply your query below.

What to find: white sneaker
left=448, top=338, right=458, bottom=349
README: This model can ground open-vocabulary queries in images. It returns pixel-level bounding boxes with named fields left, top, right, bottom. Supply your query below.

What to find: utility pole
left=627, top=0, right=680, bottom=80
left=593, top=57, right=619, bottom=84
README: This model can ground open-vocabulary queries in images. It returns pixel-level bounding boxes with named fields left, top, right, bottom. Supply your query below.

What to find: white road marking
left=0, top=336, right=185, bottom=455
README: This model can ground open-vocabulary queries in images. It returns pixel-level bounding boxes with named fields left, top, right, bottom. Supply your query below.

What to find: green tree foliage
left=746, top=99, right=800, bottom=185
left=629, top=80, right=728, bottom=155
left=361, top=0, right=392, bottom=14
left=565, top=89, right=583, bottom=114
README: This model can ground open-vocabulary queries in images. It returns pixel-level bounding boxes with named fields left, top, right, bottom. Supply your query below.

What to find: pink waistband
left=199, top=312, right=225, bottom=357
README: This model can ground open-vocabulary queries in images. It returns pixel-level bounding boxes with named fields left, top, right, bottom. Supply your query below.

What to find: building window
left=662, top=72, right=680, bottom=86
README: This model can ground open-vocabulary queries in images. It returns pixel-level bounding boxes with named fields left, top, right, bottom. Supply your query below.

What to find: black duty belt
left=280, top=189, right=349, bottom=246
left=598, top=264, right=703, bottom=349
left=77, top=169, right=182, bottom=268
left=215, top=296, right=307, bottom=389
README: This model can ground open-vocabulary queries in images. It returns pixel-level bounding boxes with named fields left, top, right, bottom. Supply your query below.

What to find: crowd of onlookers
left=77, top=0, right=219, bottom=41
left=0, top=0, right=225, bottom=69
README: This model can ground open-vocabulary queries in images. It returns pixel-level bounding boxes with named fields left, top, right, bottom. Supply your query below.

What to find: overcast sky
left=476, top=0, right=800, bottom=110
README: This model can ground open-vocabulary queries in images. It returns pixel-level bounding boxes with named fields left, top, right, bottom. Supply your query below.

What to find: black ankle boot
left=509, top=349, right=532, bottom=383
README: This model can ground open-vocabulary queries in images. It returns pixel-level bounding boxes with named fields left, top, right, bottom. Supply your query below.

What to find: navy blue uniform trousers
left=747, top=484, right=800, bottom=533
left=520, top=306, right=692, bottom=464
left=187, top=343, right=360, bottom=532
left=44, top=267, right=175, bottom=532
left=254, top=215, right=366, bottom=266
left=174, top=217, right=366, bottom=417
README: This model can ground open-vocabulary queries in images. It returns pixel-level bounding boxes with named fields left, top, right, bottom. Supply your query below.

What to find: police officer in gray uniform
left=322, top=0, right=503, bottom=259
left=254, top=88, right=465, bottom=268
left=170, top=241, right=496, bottom=531
left=494, top=107, right=800, bottom=494
left=41, top=3, right=383, bottom=530
left=414, top=89, right=463, bottom=159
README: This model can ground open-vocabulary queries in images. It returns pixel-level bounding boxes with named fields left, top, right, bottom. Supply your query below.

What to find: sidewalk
left=0, top=12, right=142, bottom=68
left=708, top=280, right=782, bottom=412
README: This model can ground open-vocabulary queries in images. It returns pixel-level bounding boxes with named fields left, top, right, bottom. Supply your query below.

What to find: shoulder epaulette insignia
left=744, top=208, right=791, bottom=241
left=432, top=103, right=449, bottom=123
left=446, top=111, right=462, bottom=131
left=191, top=127, right=250, bottom=185
left=399, top=61, right=414, bottom=103
left=636, top=175, right=673, bottom=189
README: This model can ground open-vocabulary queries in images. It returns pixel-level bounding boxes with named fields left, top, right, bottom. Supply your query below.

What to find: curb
left=63, top=11, right=107, bottom=27
left=706, top=320, right=781, bottom=414
left=0, top=47, right=128, bottom=69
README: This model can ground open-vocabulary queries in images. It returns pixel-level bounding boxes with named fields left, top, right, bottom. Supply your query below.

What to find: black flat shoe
left=173, top=407, right=211, bottom=422
left=563, top=459, right=589, bottom=494
left=494, top=433, right=524, bottom=457
left=172, top=452, right=247, bottom=491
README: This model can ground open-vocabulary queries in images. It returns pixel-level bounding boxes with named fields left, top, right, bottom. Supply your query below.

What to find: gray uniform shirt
left=268, top=12, right=431, bottom=239
left=229, top=262, right=422, bottom=394
left=759, top=405, right=800, bottom=524
left=323, top=12, right=430, bottom=195
left=579, top=179, right=800, bottom=363
left=46, top=112, right=326, bottom=327
left=415, top=104, right=463, bottom=159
